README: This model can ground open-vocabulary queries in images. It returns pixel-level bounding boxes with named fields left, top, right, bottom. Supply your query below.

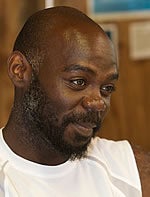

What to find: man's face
left=22, top=25, right=118, bottom=160
left=22, top=74, right=102, bottom=160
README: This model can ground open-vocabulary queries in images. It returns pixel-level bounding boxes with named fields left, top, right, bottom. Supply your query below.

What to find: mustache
left=62, top=111, right=102, bottom=129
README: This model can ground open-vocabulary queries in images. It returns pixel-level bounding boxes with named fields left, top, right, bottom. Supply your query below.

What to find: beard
left=16, top=73, right=101, bottom=161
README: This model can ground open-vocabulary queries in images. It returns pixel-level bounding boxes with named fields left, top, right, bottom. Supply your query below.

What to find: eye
left=68, top=78, right=87, bottom=90
left=100, top=84, right=116, bottom=97
left=71, top=79, right=86, bottom=86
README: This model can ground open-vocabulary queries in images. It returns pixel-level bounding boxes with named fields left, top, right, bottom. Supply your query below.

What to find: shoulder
left=89, top=137, right=134, bottom=161
left=88, top=137, right=142, bottom=194
left=132, top=145, right=150, bottom=197
left=90, top=138, right=139, bottom=173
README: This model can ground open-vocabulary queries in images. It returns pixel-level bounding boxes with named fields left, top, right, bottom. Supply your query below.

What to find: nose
left=82, top=96, right=106, bottom=112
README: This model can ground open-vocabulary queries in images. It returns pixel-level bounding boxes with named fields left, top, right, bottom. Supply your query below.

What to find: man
left=0, top=6, right=143, bottom=196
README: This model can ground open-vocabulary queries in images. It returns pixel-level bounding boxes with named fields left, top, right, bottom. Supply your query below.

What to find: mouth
left=71, top=122, right=97, bottom=138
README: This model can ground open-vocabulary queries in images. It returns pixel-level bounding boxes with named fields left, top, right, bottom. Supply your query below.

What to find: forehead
left=63, top=27, right=113, bottom=52
left=65, top=28, right=116, bottom=67
left=44, top=24, right=118, bottom=75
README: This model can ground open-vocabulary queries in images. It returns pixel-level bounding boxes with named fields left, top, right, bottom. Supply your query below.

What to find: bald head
left=13, top=6, right=108, bottom=71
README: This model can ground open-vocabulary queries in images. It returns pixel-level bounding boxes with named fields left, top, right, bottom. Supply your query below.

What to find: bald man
left=0, top=6, right=146, bottom=196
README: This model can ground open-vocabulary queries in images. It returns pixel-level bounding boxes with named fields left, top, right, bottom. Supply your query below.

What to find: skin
left=3, top=20, right=118, bottom=165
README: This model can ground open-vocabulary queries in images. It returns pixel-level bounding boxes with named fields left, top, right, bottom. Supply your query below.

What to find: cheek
left=56, top=91, right=80, bottom=114
left=104, top=95, right=111, bottom=107
left=103, top=97, right=111, bottom=117
left=106, top=98, right=111, bottom=109
left=58, top=79, right=88, bottom=111
left=46, top=86, right=80, bottom=117
left=40, top=77, right=82, bottom=117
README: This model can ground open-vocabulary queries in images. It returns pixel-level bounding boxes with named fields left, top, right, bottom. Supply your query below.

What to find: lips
left=71, top=122, right=96, bottom=138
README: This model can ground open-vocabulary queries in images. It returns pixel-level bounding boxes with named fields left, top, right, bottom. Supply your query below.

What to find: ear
left=7, top=51, right=32, bottom=88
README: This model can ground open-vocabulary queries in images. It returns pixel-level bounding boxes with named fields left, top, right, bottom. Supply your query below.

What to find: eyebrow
left=63, top=64, right=95, bottom=74
left=63, top=64, right=119, bottom=80
left=106, top=73, right=119, bottom=81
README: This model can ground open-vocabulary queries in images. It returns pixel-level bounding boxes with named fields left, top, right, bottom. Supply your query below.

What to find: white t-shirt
left=0, top=129, right=142, bottom=197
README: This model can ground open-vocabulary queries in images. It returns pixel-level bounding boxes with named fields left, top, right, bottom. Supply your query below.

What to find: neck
left=3, top=120, right=69, bottom=166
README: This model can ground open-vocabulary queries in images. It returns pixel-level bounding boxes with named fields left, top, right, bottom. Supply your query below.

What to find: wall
left=0, top=0, right=150, bottom=151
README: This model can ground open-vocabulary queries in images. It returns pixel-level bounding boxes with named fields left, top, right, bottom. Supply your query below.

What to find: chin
left=64, top=122, right=95, bottom=147
left=60, top=134, right=92, bottom=161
